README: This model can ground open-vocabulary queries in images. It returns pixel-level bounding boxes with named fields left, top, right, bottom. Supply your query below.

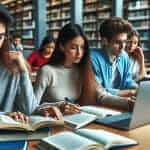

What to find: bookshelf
left=46, top=0, right=71, bottom=38
left=124, top=0, right=150, bottom=52
left=1, top=0, right=35, bottom=52
left=83, top=0, right=112, bottom=48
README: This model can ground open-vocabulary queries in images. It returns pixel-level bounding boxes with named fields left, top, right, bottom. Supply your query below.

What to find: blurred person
left=27, top=35, right=55, bottom=72
left=126, top=29, right=146, bottom=81
left=10, top=34, right=24, bottom=52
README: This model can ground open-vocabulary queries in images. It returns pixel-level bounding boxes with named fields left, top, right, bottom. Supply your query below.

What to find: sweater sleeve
left=16, top=72, right=38, bottom=115
left=96, top=87, right=133, bottom=111
left=34, top=66, right=52, bottom=105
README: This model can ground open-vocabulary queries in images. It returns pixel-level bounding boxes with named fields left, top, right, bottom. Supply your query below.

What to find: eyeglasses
left=0, top=33, right=6, bottom=40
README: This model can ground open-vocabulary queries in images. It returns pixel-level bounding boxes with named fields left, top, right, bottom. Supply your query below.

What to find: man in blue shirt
left=90, top=17, right=137, bottom=97
left=10, top=34, right=24, bottom=52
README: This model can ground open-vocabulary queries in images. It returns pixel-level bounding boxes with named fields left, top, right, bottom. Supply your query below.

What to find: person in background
left=125, top=29, right=146, bottom=81
left=34, top=23, right=135, bottom=118
left=10, top=34, right=24, bottom=53
left=90, top=17, right=137, bottom=98
left=27, top=35, right=55, bottom=72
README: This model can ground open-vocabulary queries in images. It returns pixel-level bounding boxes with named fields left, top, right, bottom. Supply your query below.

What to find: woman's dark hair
left=49, top=23, right=89, bottom=68
left=127, top=29, right=141, bottom=47
left=0, top=4, right=14, bottom=26
left=39, top=35, right=55, bottom=52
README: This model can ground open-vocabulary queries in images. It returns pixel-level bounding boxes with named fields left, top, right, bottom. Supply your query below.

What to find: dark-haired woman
left=27, top=35, right=55, bottom=72
left=126, top=29, right=146, bottom=81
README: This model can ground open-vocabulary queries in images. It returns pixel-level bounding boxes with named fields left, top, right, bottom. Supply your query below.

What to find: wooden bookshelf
left=83, top=0, right=112, bottom=48
left=46, top=0, right=71, bottom=37
left=1, top=0, right=35, bottom=51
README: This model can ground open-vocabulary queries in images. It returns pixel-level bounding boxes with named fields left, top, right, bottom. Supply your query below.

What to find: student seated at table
left=125, top=28, right=146, bottom=82
left=90, top=17, right=137, bottom=98
left=27, top=35, right=55, bottom=72
left=0, top=4, right=38, bottom=150
left=0, top=4, right=37, bottom=116
left=34, top=23, right=135, bottom=118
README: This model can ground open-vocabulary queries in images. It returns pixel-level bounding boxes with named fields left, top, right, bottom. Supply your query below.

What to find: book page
left=80, top=106, right=121, bottom=118
left=42, top=131, right=104, bottom=150
left=64, top=112, right=97, bottom=129
left=76, top=129, right=138, bottom=149
left=0, top=115, right=29, bottom=130
left=29, top=116, right=64, bottom=130
left=29, top=116, right=55, bottom=125
left=0, top=115, right=21, bottom=125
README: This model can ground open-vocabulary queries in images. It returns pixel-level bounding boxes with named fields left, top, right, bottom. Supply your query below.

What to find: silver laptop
left=96, top=81, right=150, bottom=130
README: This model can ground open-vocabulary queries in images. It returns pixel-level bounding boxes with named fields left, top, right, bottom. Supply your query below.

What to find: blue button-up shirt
left=90, top=48, right=137, bottom=95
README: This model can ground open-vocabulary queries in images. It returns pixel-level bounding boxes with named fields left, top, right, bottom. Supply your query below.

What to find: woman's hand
left=39, top=106, right=64, bottom=120
left=60, top=102, right=80, bottom=115
left=133, top=47, right=144, bottom=61
left=3, top=51, right=28, bottom=72
left=5, top=112, right=29, bottom=124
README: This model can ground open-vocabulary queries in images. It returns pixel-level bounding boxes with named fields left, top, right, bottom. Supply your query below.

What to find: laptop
left=96, top=81, right=150, bottom=130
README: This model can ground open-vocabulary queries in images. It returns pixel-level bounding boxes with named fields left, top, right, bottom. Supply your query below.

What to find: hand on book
left=5, top=111, right=29, bottom=124
left=39, top=106, right=64, bottom=120
left=60, top=102, right=80, bottom=115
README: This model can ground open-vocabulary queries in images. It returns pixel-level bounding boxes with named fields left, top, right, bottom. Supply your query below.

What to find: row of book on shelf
left=0, top=105, right=138, bottom=150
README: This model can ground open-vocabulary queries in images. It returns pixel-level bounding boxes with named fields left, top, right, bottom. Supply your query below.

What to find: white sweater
left=34, top=64, right=132, bottom=111
left=34, top=65, right=82, bottom=104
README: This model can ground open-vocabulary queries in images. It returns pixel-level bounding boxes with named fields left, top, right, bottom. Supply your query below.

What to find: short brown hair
left=99, top=17, right=133, bottom=41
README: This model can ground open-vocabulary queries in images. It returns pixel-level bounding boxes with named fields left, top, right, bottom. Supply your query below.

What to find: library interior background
left=0, top=0, right=150, bottom=72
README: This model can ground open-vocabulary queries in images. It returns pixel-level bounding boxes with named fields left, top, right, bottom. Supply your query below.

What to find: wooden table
left=29, top=121, right=150, bottom=150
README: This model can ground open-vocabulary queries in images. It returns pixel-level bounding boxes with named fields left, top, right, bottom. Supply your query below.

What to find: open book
left=0, top=115, right=63, bottom=131
left=36, top=105, right=121, bottom=130
left=37, top=129, right=138, bottom=150
left=63, top=111, right=97, bottom=129
left=80, top=106, right=121, bottom=118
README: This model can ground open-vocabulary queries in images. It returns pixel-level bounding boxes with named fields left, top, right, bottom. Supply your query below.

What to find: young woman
left=126, top=29, right=146, bottom=81
left=27, top=35, right=55, bottom=72
left=34, top=23, right=135, bottom=117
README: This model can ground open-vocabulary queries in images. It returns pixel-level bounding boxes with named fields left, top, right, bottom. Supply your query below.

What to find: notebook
left=96, top=81, right=150, bottom=130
